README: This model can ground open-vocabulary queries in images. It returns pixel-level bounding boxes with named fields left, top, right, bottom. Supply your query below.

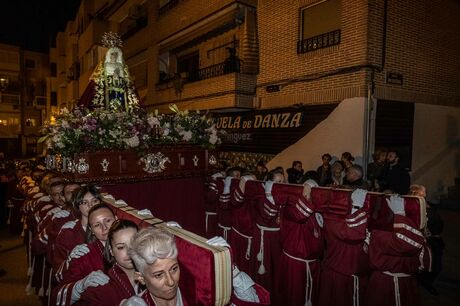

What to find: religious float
left=41, top=32, right=220, bottom=235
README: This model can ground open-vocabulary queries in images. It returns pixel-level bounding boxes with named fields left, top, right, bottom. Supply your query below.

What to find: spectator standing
left=341, top=152, right=355, bottom=170
left=255, top=161, right=268, bottom=181
left=287, top=161, right=304, bottom=184
left=367, top=149, right=387, bottom=191
left=329, top=161, right=345, bottom=187
left=317, top=153, right=332, bottom=186
left=381, top=150, right=410, bottom=195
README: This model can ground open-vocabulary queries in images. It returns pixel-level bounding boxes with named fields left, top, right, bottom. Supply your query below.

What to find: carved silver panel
left=208, top=154, right=217, bottom=165
left=140, top=152, right=171, bottom=174
left=100, top=158, right=110, bottom=172
left=193, top=155, right=199, bottom=167
left=77, top=158, right=89, bottom=174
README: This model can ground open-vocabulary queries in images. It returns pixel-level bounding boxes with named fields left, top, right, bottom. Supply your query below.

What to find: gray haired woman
left=122, top=228, right=186, bottom=306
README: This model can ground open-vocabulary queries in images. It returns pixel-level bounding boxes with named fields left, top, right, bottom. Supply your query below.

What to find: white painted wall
left=267, top=98, right=366, bottom=173
left=411, top=103, right=460, bottom=203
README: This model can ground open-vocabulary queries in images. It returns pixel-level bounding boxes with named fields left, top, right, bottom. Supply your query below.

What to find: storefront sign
left=213, top=104, right=338, bottom=154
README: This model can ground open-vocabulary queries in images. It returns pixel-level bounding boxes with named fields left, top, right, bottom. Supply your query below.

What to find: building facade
left=0, top=43, right=50, bottom=157
left=53, top=0, right=460, bottom=202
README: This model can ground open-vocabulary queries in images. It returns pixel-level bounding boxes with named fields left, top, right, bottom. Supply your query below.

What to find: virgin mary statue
left=78, top=32, right=140, bottom=112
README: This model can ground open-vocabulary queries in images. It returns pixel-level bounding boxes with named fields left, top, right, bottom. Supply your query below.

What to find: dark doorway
left=374, top=100, right=414, bottom=170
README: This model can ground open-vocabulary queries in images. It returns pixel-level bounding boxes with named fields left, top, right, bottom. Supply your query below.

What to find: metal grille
left=297, top=29, right=341, bottom=54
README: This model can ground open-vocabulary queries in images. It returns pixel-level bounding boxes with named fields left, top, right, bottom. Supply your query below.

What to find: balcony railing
left=188, top=60, right=240, bottom=83
left=297, top=29, right=341, bottom=54
left=0, top=93, right=20, bottom=105
left=156, top=59, right=241, bottom=88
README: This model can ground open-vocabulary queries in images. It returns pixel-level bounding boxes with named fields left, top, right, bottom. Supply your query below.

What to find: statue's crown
left=101, top=32, right=123, bottom=48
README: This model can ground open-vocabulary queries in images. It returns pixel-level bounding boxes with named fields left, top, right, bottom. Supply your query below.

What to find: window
left=25, top=59, right=36, bottom=69
left=298, top=0, right=341, bottom=54
left=50, top=92, right=57, bottom=106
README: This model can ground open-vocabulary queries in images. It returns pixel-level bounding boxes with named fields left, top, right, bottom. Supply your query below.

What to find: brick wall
left=371, top=0, right=460, bottom=106
left=256, top=0, right=370, bottom=106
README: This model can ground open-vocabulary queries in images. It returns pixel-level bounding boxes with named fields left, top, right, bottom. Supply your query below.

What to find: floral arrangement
left=41, top=104, right=221, bottom=156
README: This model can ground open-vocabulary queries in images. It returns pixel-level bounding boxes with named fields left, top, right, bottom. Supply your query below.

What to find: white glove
left=137, top=209, right=153, bottom=217
left=119, top=296, right=148, bottom=306
left=71, top=270, right=109, bottom=304
left=387, top=195, right=405, bottom=216
left=233, top=267, right=259, bottom=303
left=114, top=199, right=127, bottom=207
left=264, top=181, right=275, bottom=204
left=211, top=172, right=225, bottom=179
left=46, top=207, right=61, bottom=216
left=61, top=220, right=77, bottom=230
left=166, top=221, right=182, bottom=229
left=52, top=209, right=70, bottom=220
left=103, top=194, right=116, bottom=201
left=303, top=179, right=318, bottom=200
left=223, top=176, right=233, bottom=194
left=67, top=244, right=90, bottom=267
left=207, top=236, right=230, bottom=248
left=351, top=189, right=368, bottom=209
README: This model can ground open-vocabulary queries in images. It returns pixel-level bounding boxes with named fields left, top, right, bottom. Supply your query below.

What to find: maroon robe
left=204, top=177, right=220, bottom=238
left=52, top=219, right=86, bottom=279
left=364, top=214, right=432, bottom=306
left=278, top=191, right=324, bottom=306
left=53, top=240, right=105, bottom=306
left=318, top=194, right=369, bottom=306
left=216, top=177, right=238, bottom=241
left=78, top=264, right=136, bottom=306
left=251, top=183, right=287, bottom=298
left=229, top=180, right=264, bottom=276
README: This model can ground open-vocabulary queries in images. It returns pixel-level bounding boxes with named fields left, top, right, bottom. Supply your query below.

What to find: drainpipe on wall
left=364, top=0, right=388, bottom=181
left=363, top=77, right=376, bottom=181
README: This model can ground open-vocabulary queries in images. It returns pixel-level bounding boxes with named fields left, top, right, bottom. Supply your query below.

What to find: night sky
left=0, top=0, right=81, bottom=53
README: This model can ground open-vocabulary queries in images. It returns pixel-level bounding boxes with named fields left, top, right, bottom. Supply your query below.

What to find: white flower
left=209, top=133, right=218, bottom=145
left=147, top=116, right=160, bottom=128
left=61, top=120, right=70, bottom=129
left=163, top=128, right=170, bottom=136
left=109, top=130, right=121, bottom=138
left=179, top=130, right=192, bottom=142
left=123, top=135, right=140, bottom=148
left=56, top=141, right=65, bottom=149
